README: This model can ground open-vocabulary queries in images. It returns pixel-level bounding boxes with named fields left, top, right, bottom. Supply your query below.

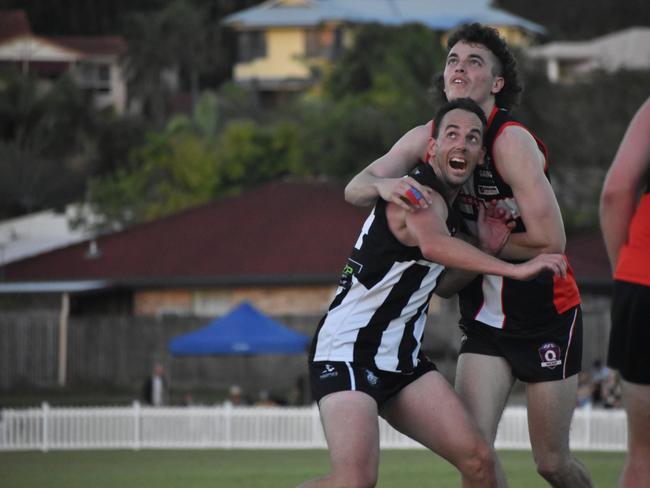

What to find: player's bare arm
left=344, top=123, right=435, bottom=210
left=600, top=97, right=650, bottom=269
left=494, top=125, right=566, bottom=260
left=434, top=201, right=515, bottom=298
left=387, top=194, right=566, bottom=281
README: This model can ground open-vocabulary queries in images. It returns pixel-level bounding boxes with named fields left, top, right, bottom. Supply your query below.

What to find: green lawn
left=0, top=448, right=624, bottom=487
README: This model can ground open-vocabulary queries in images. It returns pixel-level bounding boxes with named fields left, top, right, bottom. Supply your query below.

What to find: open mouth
left=449, top=157, right=467, bottom=170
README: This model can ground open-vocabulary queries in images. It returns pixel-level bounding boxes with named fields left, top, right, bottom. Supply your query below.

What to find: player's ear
left=426, top=137, right=436, bottom=163
left=491, top=76, right=505, bottom=95
left=477, top=146, right=487, bottom=166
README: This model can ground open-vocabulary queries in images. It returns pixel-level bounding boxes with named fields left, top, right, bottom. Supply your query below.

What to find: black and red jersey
left=426, top=107, right=581, bottom=331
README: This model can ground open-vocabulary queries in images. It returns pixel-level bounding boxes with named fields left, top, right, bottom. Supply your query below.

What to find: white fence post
left=224, top=404, right=232, bottom=449
left=41, top=402, right=49, bottom=452
left=0, top=405, right=627, bottom=452
left=132, top=401, right=141, bottom=450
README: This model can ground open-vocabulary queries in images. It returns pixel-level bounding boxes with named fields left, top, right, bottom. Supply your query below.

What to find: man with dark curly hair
left=345, top=23, right=593, bottom=488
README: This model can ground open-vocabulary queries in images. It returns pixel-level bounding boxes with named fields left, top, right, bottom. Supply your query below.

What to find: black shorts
left=459, top=306, right=583, bottom=383
left=309, top=357, right=437, bottom=409
left=608, top=280, right=650, bottom=384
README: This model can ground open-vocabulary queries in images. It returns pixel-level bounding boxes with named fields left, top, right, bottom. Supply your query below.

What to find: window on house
left=305, top=26, right=344, bottom=59
left=75, top=62, right=111, bottom=93
left=237, top=30, right=267, bottom=62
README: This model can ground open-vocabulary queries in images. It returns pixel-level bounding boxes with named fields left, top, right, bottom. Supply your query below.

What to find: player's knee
left=459, top=441, right=495, bottom=482
left=535, top=452, right=567, bottom=481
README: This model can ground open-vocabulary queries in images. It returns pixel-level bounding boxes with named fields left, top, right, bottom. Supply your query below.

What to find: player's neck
left=480, top=98, right=496, bottom=119
left=431, top=165, right=460, bottom=205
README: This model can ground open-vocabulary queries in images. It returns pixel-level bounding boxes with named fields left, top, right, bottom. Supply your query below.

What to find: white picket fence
left=0, top=403, right=626, bottom=452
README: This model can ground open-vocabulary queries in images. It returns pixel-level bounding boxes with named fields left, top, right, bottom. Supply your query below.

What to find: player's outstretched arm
left=434, top=201, right=514, bottom=297
left=403, top=195, right=565, bottom=282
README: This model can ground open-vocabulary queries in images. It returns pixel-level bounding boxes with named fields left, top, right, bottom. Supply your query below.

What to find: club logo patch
left=538, top=343, right=562, bottom=369
left=364, top=369, right=379, bottom=387
left=478, top=185, right=499, bottom=196
left=339, top=258, right=362, bottom=288
left=320, top=363, right=338, bottom=379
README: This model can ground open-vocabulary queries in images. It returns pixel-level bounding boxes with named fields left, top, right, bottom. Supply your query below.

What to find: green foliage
left=513, top=64, right=650, bottom=230
left=0, top=70, right=98, bottom=217
left=123, top=0, right=211, bottom=125
left=216, top=119, right=305, bottom=190
left=87, top=122, right=219, bottom=228
left=325, top=23, right=444, bottom=101
left=296, top=23, right=446, bottom=180
left=87, top=92, right=305, bottom=228
left=495, top=0, right=650, bottom=40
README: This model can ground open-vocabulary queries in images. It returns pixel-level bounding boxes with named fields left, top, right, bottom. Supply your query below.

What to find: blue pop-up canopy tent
left=168, top=302, right=309, bottom=356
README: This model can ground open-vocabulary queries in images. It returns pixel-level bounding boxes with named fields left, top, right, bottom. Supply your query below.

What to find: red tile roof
left=1, top=179, right=612, bottom=289
left=54, top=36, right=127, bottom=56
left=0, top=10, right=32, bottom=42
left=2, top=180, right=369, bottom=285
left=0, top=10, right=126, bottom=57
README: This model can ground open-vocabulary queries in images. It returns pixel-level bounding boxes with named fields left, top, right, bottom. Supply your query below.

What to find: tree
left=512, top=61, right=649, bottom=230
left=298, top=23, right=446, bottom=180
left=86, top=93, right=220, bottom=228
left=86, top=90, right=305, bottom=228
left=0, top=70, right=99, bottom=217
left=495, top=0, right=650, bottom=40
left=122, top=0, right=211, bottom=125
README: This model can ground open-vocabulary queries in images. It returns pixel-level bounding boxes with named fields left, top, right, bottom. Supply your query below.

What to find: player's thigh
left=381, top=371, right=485, bottom=462
left=319, top=390, right=380, bottom=473
left=623, top=381, right=650, bottom=447
left=456, top=353, right=515, bottom=441
left=526, top=375, right=577, bottom=454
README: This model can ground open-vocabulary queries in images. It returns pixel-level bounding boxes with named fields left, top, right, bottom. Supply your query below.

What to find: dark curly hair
left=434, top=23, right=523, bottom=110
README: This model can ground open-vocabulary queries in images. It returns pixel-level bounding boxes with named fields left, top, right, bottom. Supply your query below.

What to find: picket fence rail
left=0, top=403, right=626, bottom=452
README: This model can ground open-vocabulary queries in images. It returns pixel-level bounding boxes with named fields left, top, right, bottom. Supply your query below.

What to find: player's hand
left=510, top=254, right=568, bottom=281
left=478, top=200, right=515, bottom=255
left=377, top=177, right=433, bottom=211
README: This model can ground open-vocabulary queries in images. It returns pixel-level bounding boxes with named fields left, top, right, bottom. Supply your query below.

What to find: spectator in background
left=255, top=390, right=278, bottom=407
left=590, top=359, right=610, bottom=405
left=142, top=363, right=168, bottom=406
left=576, top=372, right=595, bottom=409
left=223, top=384, right=246, bottom=407
left=599, top=370, right=623, bottom=410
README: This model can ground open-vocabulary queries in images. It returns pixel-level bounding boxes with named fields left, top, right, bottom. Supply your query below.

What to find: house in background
left=223, top=0, right=546, bottom=105
left=0, top=177, right=612, bottom=318
left=0, top=204, right=98, bottom=266
left=527, top=27, right=650, bottom=83
left=0, top=9, right=128, bottom=114
left=0, top=179, right=370, bottom=318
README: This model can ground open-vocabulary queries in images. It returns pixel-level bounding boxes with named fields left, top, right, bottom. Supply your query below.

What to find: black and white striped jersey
left=309, top=163, right=462, bottom=373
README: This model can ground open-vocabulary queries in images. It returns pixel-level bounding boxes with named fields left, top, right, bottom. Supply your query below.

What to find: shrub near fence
left=0, top=404, right=626, bottom=452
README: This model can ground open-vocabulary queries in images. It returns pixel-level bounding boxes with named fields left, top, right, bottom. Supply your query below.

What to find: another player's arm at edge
left=600, top=97, right=650, bottom=270
left=494, top=126, right=566, bottom=260
left=344, top=123, right=435, bottom=211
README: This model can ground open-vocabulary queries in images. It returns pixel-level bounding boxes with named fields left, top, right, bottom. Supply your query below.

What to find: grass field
left=0, top=448, right=624, bottom=487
